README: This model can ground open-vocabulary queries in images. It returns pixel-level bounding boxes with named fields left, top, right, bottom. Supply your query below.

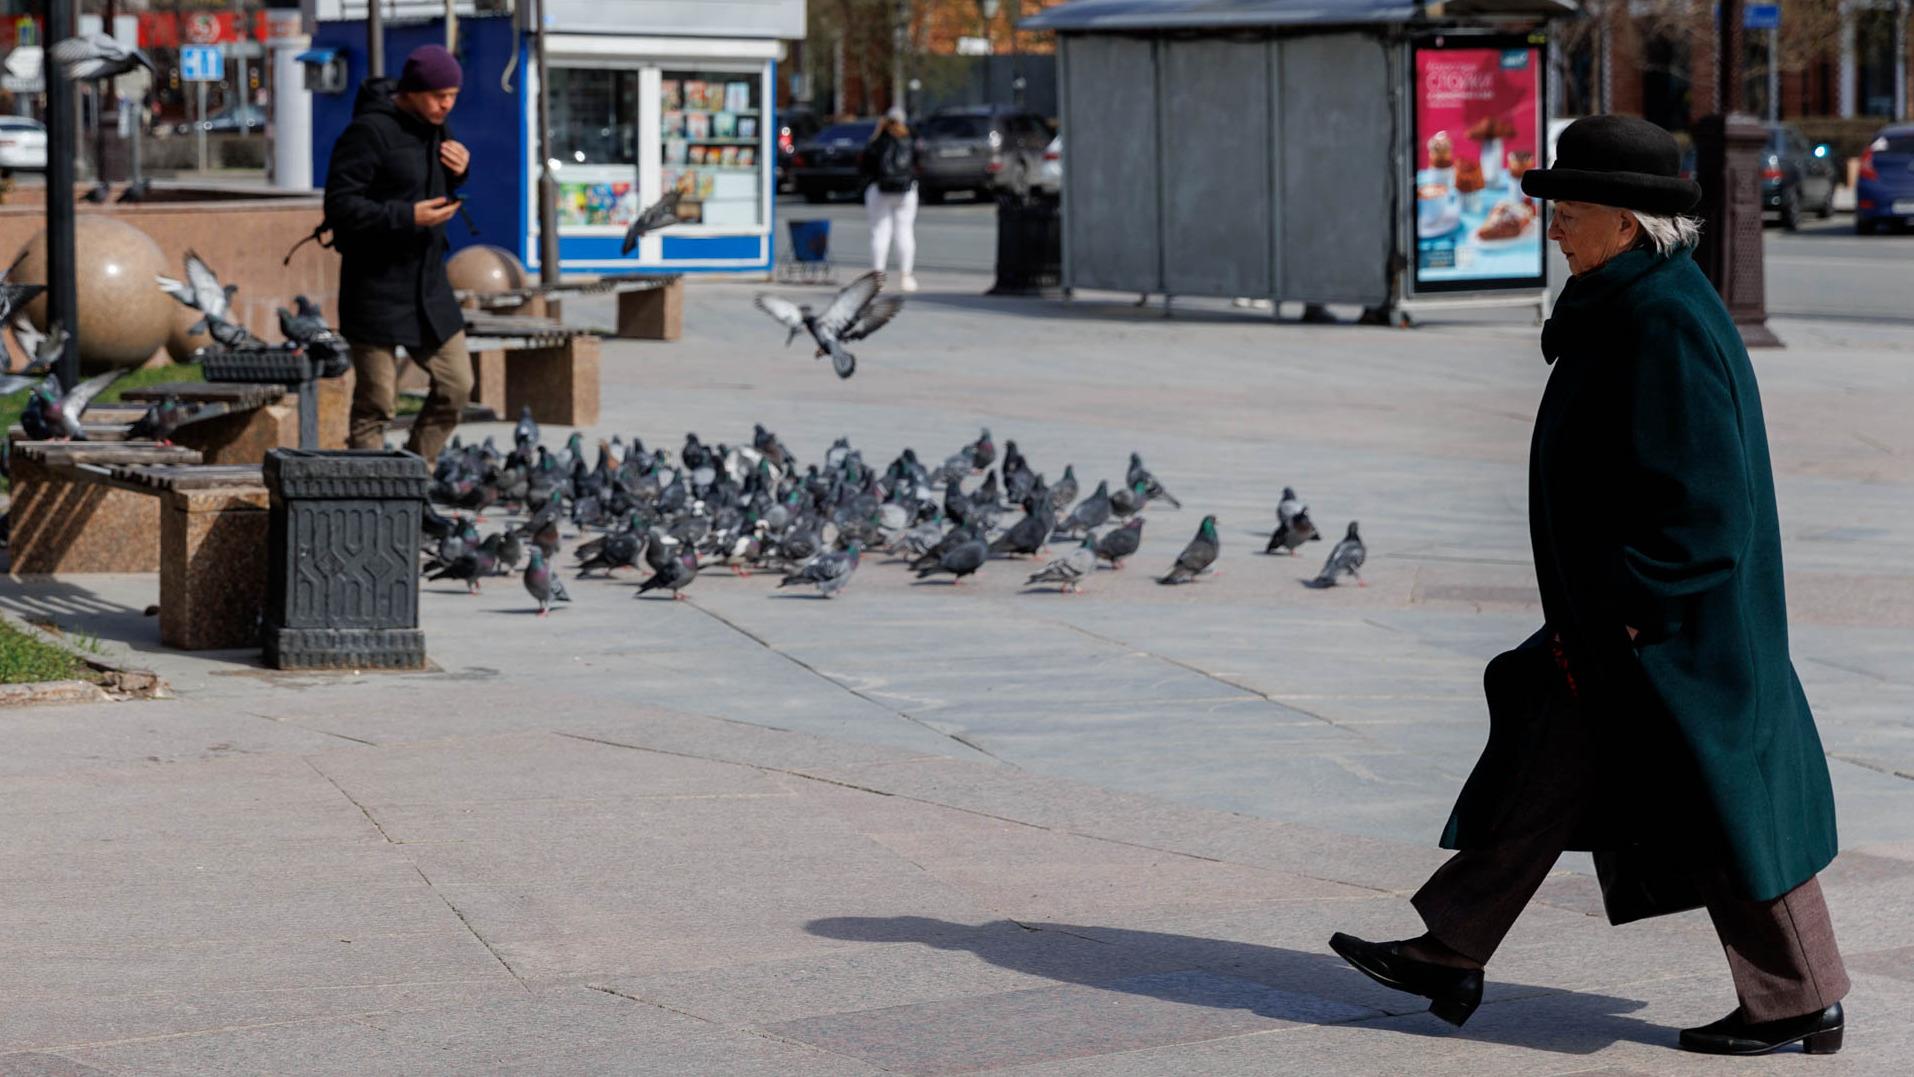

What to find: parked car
left=790, top=119, right=877, bottom=203
left=776, top=106, right=822, bottom=192
left=1677, top=123, right=1838, bottom=230
left=912, top=106, right=1053, bottom=203
left=1855, top=125, right=1914, bottom=235
left=1033, top=133, right=1061, bottom=197
left=1762, top=123, right=1837, bottom=229
left=0, top=116, right=47, bottom=172
left=176, top=104, right=267, bottom=135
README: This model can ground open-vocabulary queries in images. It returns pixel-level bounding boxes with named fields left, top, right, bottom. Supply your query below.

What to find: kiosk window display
left=659, top=70, right=764, bottom=230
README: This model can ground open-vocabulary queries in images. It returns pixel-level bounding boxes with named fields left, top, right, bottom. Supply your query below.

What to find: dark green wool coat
left=1441, top=246, right=1838, bottom=913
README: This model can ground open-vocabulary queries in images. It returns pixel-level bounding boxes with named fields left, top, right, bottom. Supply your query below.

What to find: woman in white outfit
left=860, top=107, right=920, bottom=292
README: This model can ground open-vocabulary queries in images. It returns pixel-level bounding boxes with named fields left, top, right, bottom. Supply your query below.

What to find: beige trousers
left=347, top=332, right=472, bottom=464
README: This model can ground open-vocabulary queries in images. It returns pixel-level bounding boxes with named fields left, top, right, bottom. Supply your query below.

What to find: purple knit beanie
left=397, top=45, right=462, bottom=93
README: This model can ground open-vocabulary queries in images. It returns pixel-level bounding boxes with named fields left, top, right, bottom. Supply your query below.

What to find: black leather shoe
left=1679, top=1002, right=1844, bottom=1055
left=1328, top=932, right=1484, bottom=1027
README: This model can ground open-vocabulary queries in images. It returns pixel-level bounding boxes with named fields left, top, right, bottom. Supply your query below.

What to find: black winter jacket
left=323, top=78, right=467, bottom=349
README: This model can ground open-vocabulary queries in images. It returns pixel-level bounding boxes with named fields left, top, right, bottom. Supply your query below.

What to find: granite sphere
left=17, top=216, right=175, bottom=368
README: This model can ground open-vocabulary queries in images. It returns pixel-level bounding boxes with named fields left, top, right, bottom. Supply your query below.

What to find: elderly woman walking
left=1330, top=116, right=1848, bottom=1056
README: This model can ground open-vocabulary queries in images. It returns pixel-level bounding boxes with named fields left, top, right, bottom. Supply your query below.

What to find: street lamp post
left=533, top=0, right=559, bottom=285
left=892, top=0, right=909, bottom=112
left=46, top=0, right=81, bottom=390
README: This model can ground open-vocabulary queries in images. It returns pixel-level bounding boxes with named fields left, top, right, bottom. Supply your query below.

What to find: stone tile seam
left=679, top=595, right=1012, bottom=765
left=585, top=984, right=900, bottom=1073
left=303, top=758, right=398, bottom=845
left=1827, top=753, right=1914, bottom=782
left=1036, top=617, right=1379, bottom=745
left=411, top=864, right=531, bottom=995
left=549, top=731, right=1401, bottom=898
left=31, top=1007, right=404, bottom=1055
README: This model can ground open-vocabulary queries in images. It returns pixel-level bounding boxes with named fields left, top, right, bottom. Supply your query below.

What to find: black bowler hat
left=1521, top=115, right=1702, bottom=214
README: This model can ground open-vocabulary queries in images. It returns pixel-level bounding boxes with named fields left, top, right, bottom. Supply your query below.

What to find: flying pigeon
left=1056, top=480, right=1112, bottom=537
left=1127, top=453, right=1181, bottom=509
left=0, top=281, right=43, bottom=329
left=1308, top=521, right=1367, bottom=588
left=523, top=547, right=571, bottom=616
left=19, top=369, right=124, bottom=441
left=1158, top=514, right=1220, bottom=585
left=915, top=535, right=988, bottom=585
left=49, top=33, right=155, bottom=82
left=621, top=189, right=683, bottom=254
left=156, top=250, right=264, bottom=349
left=1027, top=537, right=1096, bottom=594
left=278, top=296, right=350, bottom=377
left=779, top=542, right=861, bottom=598
left=754, top=270, right=903, bottom=378
left=1266, top=506, right=1320, bottom=556
left=1095, top=517, right=1145, bottom=569
left=636, top=550, right=699, bottom=599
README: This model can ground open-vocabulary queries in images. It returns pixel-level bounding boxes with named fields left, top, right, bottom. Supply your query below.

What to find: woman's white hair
left=1630, top=211, right=1704, bottom=256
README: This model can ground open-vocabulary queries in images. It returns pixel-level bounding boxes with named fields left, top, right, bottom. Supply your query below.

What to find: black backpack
left=875, top=135, right=914, bottom=193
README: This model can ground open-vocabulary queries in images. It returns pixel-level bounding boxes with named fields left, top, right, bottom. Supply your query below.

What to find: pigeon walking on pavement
left=916, top=536, right=988, bottom=585
left=1055, top=480, right=1113, bottom=537
left=1308, top=521, right=1367, bottom=588
left=1266, top=507, right=1320, bottom=555
left=1158, top=515, right=1220, bottom=585
left=753, top=271, right=903, bottom=379
left=637, top=550, right=700, bottom=600
left=1027, top=537, right=1096, bottom=594
left=988, top=505, right=1054, bottom=559
left=1127, top=453, right=1182, bottom=509
left=779, top=542, right=862, bottom=598
left=1095, top=517, right=1145, bottom=569
left=523, top=547, right=571, bottom=616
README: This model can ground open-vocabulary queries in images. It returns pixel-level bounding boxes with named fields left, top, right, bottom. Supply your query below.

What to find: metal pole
left=1720, top=0, right=1744, bottom=114
left=446, top=0, right=458, bottom=50
left=1768, top=26, right=1779, bottom=122
left=368, top=0, right=385, bottom=78
left=197, top=80, right=209, bottom=170
left=534, top=0, right=559, bottom=284
left=235, top=0, right=250, bottom=137
left=46, top=0, right=80, bottom=391
left=892, top=0, right=908, bottom=111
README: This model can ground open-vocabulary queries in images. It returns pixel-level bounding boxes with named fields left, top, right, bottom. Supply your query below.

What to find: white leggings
left=865, top=183, right=918, bottom=276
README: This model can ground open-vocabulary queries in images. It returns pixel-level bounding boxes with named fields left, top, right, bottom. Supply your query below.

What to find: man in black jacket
left=323, top=44, right=472, bottom=463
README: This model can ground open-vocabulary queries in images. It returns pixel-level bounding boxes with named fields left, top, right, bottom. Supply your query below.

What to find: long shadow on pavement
left=806, top=915, right=1666, bottom=1057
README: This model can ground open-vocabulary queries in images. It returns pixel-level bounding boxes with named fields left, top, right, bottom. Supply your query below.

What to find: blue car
left=1856, top=125, right=1914, bottom=235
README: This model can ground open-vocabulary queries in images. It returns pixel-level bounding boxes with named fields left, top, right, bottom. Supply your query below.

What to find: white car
left=1034, top=134, right=1061, bottom=196
left=0, top=116, right=46, bottom=171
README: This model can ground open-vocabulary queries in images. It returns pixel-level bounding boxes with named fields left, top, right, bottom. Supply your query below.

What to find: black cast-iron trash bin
left=988, top=194, right=1063, bottom=298
left=263, top=449, right=429, bottom=671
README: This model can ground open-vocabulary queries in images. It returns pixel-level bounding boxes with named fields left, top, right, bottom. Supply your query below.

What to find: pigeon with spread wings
left=156, top=250, right=265, bottom=350
left=753, top=271, right=901, bottom=379
left=49, top=33, right=154, bottom=82
left=621, top=190, right=683, bottom=255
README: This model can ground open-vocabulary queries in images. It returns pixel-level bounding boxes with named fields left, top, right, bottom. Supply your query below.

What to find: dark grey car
left=913, top=107, right=1053, bottom=203
left=1763, top=124, right=1838, bottom=230
left=791, top=120, right=878, bottom=203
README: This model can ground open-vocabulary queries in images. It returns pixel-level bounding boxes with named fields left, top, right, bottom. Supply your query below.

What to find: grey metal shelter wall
left=1060, top=36, right=1161, bottom=292
left=1059, top=31, right=1395, bottom=306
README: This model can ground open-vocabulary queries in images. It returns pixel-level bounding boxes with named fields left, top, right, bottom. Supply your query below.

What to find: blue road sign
left=1744, top=4, right=1781, bottom=30
left=180, top=45, right=224, bottom=82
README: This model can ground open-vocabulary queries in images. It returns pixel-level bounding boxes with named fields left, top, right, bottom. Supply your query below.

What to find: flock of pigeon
left=0, top=250, right=350, bottom=446
left=421, top=414, right=1369, bottom=616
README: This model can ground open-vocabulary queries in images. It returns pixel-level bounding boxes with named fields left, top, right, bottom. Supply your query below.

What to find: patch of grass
left=396, top=391, right=426, bottom=417
left=97, top=361, right=206, bottom=404
left=0, top=620, right=90, bottom=685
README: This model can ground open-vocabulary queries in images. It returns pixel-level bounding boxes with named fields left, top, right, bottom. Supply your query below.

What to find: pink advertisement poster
left=1413, top=43, right=1546, bottom=289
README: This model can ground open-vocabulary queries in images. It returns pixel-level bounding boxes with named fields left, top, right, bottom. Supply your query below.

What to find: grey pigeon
left=779, top=542, right=861, bottom=598
left=1047, top=465, right=1079, bottom=514
left=278, top=296, right=350, bottom=377
left=621, top=189, right=683, bottom=254
left=754, top=271, right=902, bottom=378
left=1056, top=480, right=1112, bottom=537
left=1308, top=521, right=1367, bottom=588
left=514, top=406, right=539, bottom=449
left=50, top=33, right=154, bottom=82
left=576, top=527, right=641, bottom=577
left=125, top=395, right=234, bottom=443
left=156, top=250, right=264, bottom=349
left=1127, top=452, right=1182, bottom=509
left=0, top=281, right=43, bottom=327
left=19, top=369, right=124, bottom=441
left=1276, top=486, right=1304, bottom=529
left=1266, top=506, right=1320, bottom=555
left=427, top=547, right=498, bottom=594
left=1027, top=537, right=1096, bottom=594
left=1096, top=516, right=1145, bottom=569
left=1109, top=480, right=1149, bottom=520
left=916, top=537, right=988, bottom=585
left=988, top=505, right=1054, bottom=559
left=523, top=547, right=571, bottom=616
left=1158, top=514, right=1220, bottom=585
left=637, top=550, right=699, bottom=599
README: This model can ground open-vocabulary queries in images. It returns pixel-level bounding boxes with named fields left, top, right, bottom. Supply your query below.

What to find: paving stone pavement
left=2, top=273, right=1910, bottom=1073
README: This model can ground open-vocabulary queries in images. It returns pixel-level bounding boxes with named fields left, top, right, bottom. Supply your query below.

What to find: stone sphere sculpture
left=16, top=216, right=176, bottom=368
left=445, top=244, right=528, bottom=295
left=166, top=303, right=215, bottom=362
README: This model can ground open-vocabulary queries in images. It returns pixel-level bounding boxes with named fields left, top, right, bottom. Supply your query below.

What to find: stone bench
left=459, top=273, right=682, bottom=341
left=396, top=315, right=601, bottom=427
left=5, top=442, right=204, bottom=575
left=120, top=379, right=352, bottom=464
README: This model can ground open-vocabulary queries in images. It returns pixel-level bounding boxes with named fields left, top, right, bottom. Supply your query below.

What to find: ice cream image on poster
left=1411, top=38, right=1547, bottom=292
